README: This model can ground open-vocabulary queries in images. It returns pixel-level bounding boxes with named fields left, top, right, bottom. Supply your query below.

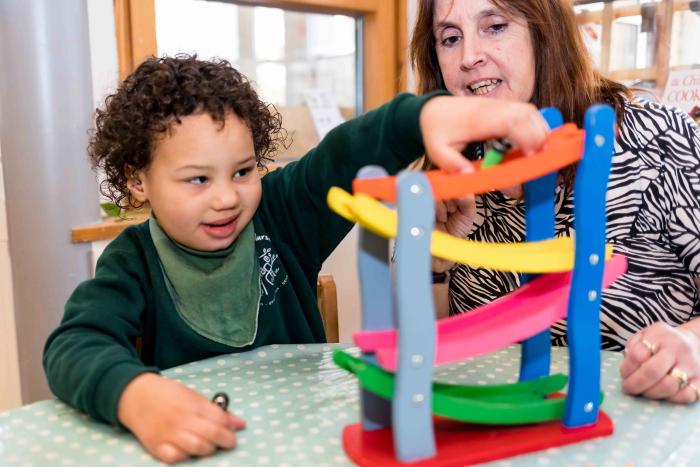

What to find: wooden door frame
left=114, top=0, right=403, bottom=110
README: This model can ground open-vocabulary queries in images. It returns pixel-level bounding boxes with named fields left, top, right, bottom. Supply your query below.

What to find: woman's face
left=433, top=0, right=535, bottom=103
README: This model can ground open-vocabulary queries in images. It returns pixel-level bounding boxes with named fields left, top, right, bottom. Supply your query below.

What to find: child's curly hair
left=89, top=54, right=286, bottom=208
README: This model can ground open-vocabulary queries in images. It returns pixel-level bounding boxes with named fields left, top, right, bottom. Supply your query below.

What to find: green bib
left=149, top=217, right=261, bottom=347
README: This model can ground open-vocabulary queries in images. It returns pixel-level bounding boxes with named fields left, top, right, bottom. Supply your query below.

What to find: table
left=1, top=344, right=699, bottom=466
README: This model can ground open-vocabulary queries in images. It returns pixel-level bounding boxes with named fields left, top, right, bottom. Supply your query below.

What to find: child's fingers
left=172, top=430, right=218, bottom=458
left=228, top=413, right=246, bottom=430
left=428, top=143, right=475, bottom=173
left=153, top=441, right=189, bottom=464
left=505, top=108, right=549, bottom=156
left=189, top=416, right=239, bottom=450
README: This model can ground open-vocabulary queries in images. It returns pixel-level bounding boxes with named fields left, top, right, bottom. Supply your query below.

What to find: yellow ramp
left=328, top=187, right=613, bottom=274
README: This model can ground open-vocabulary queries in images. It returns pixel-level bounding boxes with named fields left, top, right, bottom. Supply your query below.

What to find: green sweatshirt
left=43, top=92, right=440, bottom=426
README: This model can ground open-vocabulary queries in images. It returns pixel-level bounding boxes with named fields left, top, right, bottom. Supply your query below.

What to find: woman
left=411, top=0, right=700, bottom=404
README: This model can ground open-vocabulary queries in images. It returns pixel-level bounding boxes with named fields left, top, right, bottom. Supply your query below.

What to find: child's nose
left=211, top=184, right=239, bottom=210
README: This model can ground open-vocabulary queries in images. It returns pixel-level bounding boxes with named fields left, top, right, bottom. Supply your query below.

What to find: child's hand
left=419, top=96, right=549, bottom=173
left=118, top=373, right=246, bottom=464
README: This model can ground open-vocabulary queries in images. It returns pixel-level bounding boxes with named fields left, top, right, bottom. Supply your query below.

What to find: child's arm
left=258, top=92, right=448, bottom=271
left=258, top=93, right=548, bottom=273
left=43, top=230, right=156, bottom=424
left=43, top=229, right=245, bottom=463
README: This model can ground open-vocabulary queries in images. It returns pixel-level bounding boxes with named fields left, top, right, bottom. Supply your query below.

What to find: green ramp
left=334, top=349, right=603, bottom=425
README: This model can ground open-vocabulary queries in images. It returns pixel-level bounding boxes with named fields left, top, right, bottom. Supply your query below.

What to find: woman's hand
left=118, top=373, right=246, bottom=464
left=620, top=322, right=700, bottom=404
left=433, top=196, right=476, bottom=273
left=419, top=96, right=549, bottom=173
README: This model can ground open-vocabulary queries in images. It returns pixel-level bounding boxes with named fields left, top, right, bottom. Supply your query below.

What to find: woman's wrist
left=432, top=270, right=450, bottom=284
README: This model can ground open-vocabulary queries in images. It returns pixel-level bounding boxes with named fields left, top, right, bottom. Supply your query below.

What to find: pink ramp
left=354, top=254, right=627, bottom=371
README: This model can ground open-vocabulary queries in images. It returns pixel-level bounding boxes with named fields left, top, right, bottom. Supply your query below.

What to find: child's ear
left=126, top=168, right=148, bottom=203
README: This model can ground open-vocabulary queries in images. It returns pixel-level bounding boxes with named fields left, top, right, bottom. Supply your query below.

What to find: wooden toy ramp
left=355, top=253, right=627, bottom=371
left=353, top=123, right=583, bottom=202
left=327, top=187, right=614, bottom=273
left=332, top=350, right=591, bottom=425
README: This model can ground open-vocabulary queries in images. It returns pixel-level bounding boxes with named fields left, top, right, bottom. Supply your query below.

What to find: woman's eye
left=440, top=33, right=461, bottom=47
left=188, top=176, right=207, bottom=185
left=486, top=22, right=508, bottom=34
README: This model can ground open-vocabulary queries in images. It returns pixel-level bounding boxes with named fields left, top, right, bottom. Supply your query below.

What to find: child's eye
left=187, top=176, right=208, bottom=185
left=234, top=167, right=253, bottom=178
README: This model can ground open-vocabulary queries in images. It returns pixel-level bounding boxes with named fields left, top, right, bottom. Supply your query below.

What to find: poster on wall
left=661, top=68, right=700, bottom=116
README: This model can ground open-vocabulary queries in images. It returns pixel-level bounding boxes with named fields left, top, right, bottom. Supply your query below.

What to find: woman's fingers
left=621, top=348, right=674, bottom=396
left=621, top=322, right=700, bottom=404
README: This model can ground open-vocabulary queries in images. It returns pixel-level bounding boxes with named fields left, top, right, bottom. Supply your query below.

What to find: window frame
left=114, top=0, right=404, bottom=110
left=574, top=0, right=696, bottom=91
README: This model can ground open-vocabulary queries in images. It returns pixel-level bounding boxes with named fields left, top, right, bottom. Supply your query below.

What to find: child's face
left=129, top=112, right=262, bottom=251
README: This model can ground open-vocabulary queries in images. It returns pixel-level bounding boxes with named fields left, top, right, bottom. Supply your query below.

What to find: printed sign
left=661, top=69, right=700, bottom=114
left=303, top=89, right=345, bottom=140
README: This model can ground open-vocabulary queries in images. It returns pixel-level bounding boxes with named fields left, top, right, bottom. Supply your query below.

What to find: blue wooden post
left=392, top=171, right=436, bottom=461
left=356, top=166, right=395, bottom=430
left=519, top=108, right=563, bottom=381
left=564, top=105, right=615, bottom=427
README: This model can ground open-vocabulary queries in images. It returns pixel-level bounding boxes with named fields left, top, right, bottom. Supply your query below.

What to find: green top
left=43, top=92, right=442, bottom=426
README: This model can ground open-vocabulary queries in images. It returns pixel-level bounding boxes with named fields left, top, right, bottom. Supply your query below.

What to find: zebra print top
left=448, top=100, right=700, bottom=351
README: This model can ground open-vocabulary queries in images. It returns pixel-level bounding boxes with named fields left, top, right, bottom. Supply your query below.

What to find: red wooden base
left=342, top=412, right=613, bottom=466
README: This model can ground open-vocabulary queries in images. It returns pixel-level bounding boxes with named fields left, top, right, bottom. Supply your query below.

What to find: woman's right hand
left=118, top=373, right=246, bottom=464
left=419, top=96, right=549, bottom=173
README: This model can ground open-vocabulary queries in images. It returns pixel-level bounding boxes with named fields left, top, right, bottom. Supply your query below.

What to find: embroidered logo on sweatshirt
left=256, top=234, right=288, bottom=306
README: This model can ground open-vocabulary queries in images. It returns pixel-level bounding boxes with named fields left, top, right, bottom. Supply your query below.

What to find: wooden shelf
left=71, top=211, right=149, bottom=243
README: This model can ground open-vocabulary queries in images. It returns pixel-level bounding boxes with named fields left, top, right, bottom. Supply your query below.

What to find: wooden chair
left=317, top=274, right=339, bottom=343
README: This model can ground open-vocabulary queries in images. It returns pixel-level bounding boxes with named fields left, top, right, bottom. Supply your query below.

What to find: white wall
left=0, top=0, right=118, bottom=411
left=0, top=143, right=22, bottom=411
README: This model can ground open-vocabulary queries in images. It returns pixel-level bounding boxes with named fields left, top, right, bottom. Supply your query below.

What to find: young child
left=43, top=55, right=548, bottom=463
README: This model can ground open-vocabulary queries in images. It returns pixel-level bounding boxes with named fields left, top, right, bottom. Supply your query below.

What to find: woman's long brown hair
left=410, top=0, right=631, bottom=184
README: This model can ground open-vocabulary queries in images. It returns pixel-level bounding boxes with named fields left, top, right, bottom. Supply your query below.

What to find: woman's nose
left=461, top=36, right=487, bottom=69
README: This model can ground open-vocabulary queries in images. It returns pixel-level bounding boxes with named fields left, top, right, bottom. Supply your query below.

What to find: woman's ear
left=126, top=167, right=148, bottom=203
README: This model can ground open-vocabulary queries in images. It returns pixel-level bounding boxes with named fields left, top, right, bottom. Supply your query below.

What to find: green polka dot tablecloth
left=1, top=344, right=700, bottom=466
